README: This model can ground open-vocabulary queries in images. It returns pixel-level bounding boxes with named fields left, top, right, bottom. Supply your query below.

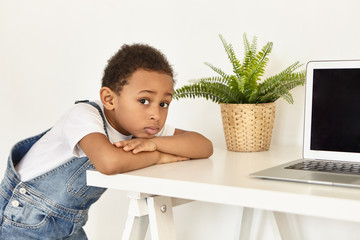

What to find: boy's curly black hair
left=102, top=44, right=174, bottom=94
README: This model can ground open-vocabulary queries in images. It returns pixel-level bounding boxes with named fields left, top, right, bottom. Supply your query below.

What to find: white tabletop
left=87, top=146, right=360, bottom=222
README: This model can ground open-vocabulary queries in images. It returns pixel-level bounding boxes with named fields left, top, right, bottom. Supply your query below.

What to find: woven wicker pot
left=220, top=102, right=276, bottom=152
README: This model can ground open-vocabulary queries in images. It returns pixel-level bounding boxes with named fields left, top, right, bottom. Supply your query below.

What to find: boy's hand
left=114, top=138, right=189, bottom=163
left=114, top=138, right=157, bottom=154
left=158, top=152, right=190, bottom=164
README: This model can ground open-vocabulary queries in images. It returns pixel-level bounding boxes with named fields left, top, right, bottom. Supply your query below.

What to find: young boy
left=0, top=44, right=213, bottom=239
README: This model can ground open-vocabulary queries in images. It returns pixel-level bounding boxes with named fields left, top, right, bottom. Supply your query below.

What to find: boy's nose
left=149, top=106, right=160, bottom=120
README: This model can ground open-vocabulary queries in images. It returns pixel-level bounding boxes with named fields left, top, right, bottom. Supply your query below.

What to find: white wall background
left=1, top=0, right=360, bottom=239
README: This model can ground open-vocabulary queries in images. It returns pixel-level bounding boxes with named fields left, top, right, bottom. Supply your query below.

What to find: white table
left=87, top=146, right=360, bottom=239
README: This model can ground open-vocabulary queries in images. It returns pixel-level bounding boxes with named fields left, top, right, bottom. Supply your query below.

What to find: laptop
left=250, top=60, right=360, bottom=188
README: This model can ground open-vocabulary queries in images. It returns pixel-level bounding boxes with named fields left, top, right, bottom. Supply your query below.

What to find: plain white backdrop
left=1, top=0, right=360, bottom=239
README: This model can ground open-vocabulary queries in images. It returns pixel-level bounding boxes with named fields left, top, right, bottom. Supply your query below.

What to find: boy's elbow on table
left=93, top=158, right=124, bottom=175
left=90, top=151, right=136, bottom=175
left=199, top=141, right=214, bottom=159
left=205, top=140, right=214, bottom=158
left=193, top=134, right=214, bottom=159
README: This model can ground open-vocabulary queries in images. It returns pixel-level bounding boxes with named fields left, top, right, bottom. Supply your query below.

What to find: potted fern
left=173, top=34, right=305, bottom=152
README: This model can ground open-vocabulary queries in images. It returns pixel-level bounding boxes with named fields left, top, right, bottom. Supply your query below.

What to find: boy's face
left=106, top=69, right=174, bottom=138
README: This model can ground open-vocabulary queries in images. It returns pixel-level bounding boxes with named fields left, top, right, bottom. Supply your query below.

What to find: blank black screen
left=311, top=68, right=360, bottom=152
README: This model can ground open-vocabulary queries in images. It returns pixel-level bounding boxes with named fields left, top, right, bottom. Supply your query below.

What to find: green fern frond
left=241, top=34, right=258, bottom=75
left=243, top=41, right=273, bottom=101
left=281, top=92, right=295, bottom=104
left=219, top=34, right=242, bottom=79
left=236, top=75, right=247, bottom=93
left=189, top=76, right=232, bottom=87
left=204, top=62, right=228, bottom=78
left=248, top=88, right=260, bottom=103
left=250, top=35, right=258, bottom=61
left=174, top=34, right=305, bottom=104
left=173, top=82, right=240, bottom=103
left=259, top=86, right=294, bottom=104
left=258, top=64, right=305, bottom=96
left=243, top=33, right=250, bottom=54
left=248, top=42, right=273, bottom=83
left=261, top=89, right=294, bottom=104
left=275, top=61, right=304, bottom=77
left=257, top=69, right=305, bottom=103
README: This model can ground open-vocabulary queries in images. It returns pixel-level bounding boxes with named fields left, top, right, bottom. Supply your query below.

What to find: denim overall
left=0, top=101, right=107, bottom=239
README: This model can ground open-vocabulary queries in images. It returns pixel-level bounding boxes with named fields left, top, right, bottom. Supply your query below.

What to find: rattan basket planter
left=220, top=102, right=276, bottom=152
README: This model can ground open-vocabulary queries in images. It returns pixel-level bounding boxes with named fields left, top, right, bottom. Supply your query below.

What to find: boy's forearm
left=109, top=149, right=161, bottom=174
left=80, top=132, right=211, bottom=175
left=80, top=133, right=161, bottom=174
left=99, top=148, right=188, bottom=174
left=152, top=131, right=213, bottom=159
left=92, top=147, right=162, bottom=175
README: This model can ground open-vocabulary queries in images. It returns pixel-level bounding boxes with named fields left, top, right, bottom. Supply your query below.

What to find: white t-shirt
left=15, top=100, right=175, bottom=181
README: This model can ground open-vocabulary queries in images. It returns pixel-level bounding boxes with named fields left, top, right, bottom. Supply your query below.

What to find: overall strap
left=75, top=100, right=109, bottom=138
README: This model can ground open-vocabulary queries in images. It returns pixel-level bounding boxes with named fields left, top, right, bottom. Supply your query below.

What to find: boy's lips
left=144, top=126, right=160, bottom=135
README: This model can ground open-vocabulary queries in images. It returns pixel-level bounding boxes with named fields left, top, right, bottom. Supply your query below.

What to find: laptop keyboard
left=285, top=160, right=360, bottom=175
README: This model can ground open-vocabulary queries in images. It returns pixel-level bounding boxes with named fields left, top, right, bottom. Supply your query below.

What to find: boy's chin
left=132, top=133, right=156, bottom=139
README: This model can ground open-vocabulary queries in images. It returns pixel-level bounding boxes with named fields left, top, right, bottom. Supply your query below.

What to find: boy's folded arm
left=78, top=133, right=164, bottom=175
left=152, top=129, right=213, bottom=159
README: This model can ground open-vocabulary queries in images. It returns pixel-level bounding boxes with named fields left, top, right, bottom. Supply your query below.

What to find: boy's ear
left=100, top=87, right=116, bottom=110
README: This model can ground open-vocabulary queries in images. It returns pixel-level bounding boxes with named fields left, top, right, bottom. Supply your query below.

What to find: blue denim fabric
left=0, top=101, right=107, bottom=239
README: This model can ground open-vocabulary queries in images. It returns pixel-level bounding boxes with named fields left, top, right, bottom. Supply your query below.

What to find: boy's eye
left=140, top=99, right=150, bottom=105
left=160, top=102, right=169, bottom=108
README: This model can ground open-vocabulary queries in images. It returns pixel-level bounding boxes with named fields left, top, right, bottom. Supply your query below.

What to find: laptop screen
left=303, top=60, right=360, bottom=162
left=311, top=68, right=360, bottom=153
